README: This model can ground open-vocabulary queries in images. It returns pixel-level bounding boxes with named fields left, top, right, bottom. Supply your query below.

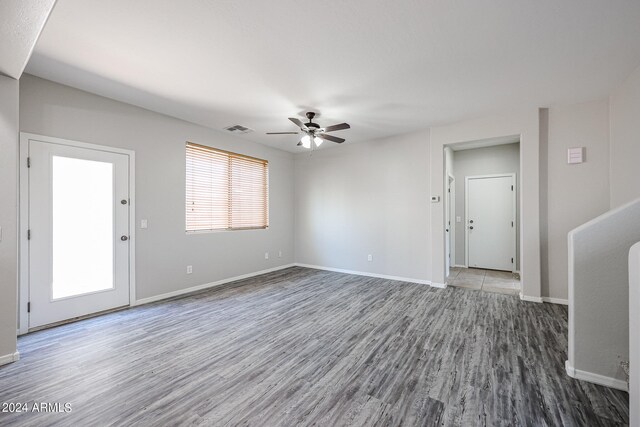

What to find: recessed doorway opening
left=443, top=136, right=521, bottom=287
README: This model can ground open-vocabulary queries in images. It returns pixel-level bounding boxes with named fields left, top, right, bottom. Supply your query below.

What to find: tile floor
left=447, top=266, right=520, bottom=296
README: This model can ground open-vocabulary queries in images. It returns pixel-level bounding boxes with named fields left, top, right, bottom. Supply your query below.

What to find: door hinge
left=27, top=229, right=31, bottom=240
left=511, top=185, right=513, bottom=191
left=511, top=257, right=514, bottom=263
left=448, top=188, right=451, bottom=193
left=511, top=221, right=514, bottom=227
left=27, top=302, right=31, bottom=313
left=27, top=157, right=31, bottom=168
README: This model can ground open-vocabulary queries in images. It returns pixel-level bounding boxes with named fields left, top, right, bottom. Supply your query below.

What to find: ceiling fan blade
left=318, top=133, right=345, bottom=143
left=288, top=117, right=307, bottom=130
left=266, top=132, right=300, bottom=135
left=323, top=123, right=350, bottom=132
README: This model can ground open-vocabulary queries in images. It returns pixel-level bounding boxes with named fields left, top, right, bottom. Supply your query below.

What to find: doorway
left=443, top=138, right=520, bottom=284
left=465, top=174, right=516, bottom=272
left=19, top=134, right=135, bottom=332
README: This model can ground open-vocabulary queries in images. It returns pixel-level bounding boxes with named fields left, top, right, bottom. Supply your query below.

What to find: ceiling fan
left=266, top=112, right=350, bottom=148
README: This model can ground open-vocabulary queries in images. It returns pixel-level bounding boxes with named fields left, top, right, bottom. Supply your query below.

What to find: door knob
left=469, top=220, right=474, bottom=224
left=121, top=235, right=129, bottom=241
left=469, top=226, right=474, bottom=230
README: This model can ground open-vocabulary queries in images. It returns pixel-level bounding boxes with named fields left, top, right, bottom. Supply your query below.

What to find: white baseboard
left=0, top=351, right=20, bottom=366
left=519, top=292, right=543, bottom=303
left=430, top=282, right=447, bottom=289
left=542, top=297, right=569, bottom=305
left=565, top=360, right=628, bottom=391
left=452, top=264, right=467, bottom=268
left=133, top=263, right=296, bottom=306
left=295, top=263, right=442, bottom=288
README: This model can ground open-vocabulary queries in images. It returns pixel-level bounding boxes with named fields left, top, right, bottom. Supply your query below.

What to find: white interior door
left=466, top=174, right=515, bottom=271
left=28, top=139, right=131, bottom=328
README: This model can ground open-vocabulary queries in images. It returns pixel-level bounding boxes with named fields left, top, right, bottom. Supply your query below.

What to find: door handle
left=469, top=220, right=474, bottom=224
left=121, top=235, right=129, bottom=241
left=469, top=226, right=474, bottom=230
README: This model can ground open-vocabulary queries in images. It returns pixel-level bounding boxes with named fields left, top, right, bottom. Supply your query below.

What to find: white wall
left=610, top=65, right=640, bottom=208
left=542, top=100, right=610, bottom=300
left=0, top=75, right=19, bottom=363
left=19, top=75, right=295, bottom=304
left=430, top=109, right=541, bottom=296
left=294, top=131, right=431, bottom=282
left=451, top=143, right=520, bottom=270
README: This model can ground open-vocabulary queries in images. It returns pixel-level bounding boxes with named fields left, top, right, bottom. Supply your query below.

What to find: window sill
left=186, top=227, right=269, bottom=234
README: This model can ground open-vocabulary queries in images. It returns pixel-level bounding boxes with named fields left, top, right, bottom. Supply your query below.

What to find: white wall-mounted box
left=568, top=147, right=586, bottom=164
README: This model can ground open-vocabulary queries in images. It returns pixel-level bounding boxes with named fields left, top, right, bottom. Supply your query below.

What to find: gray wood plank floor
left=0, top=267, right=629, bottom=426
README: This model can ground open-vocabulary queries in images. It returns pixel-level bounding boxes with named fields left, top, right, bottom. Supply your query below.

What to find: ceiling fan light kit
left=267, top=111, right=350, bottom=149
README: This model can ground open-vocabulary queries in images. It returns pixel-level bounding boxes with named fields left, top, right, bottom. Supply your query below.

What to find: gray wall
left=542, top=100, right=610, bottom=300
left=451, top=143, right=520, bottom=270
left=19, top=74, right=295, bottom=303
left=0, top=75, right=19, bottom=360
left=294, top=131, right=431, bottom=281
left=610, top=65, right=640, bottom=208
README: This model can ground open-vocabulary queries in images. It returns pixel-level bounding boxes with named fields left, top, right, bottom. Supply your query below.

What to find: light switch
left=456, top=216, right=462, bottom=223
left=140, top=219, right=148, bottom=229
left=567, top=147, right=585, bottom=164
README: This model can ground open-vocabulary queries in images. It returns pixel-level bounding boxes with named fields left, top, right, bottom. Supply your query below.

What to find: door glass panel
left=52, top=156, right=114, bottom=299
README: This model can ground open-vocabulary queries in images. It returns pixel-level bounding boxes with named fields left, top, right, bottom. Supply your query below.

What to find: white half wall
left=19, top=75, right=295, bottom=308
left=568, top=198, right=640, bottom=390
left=0, top=75, right=19, bottom=362
left=629, top=242, right=640, bottom=426
left=610, top=65, right=640, bottom=208
left=294, top=131, right=431, bottom=282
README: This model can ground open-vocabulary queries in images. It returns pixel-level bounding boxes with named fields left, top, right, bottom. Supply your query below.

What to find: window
left=186, top=142, right=268, bottom=231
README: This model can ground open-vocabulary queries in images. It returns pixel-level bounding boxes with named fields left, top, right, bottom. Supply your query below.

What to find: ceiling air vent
left=224, top=124, right=254, bottom=134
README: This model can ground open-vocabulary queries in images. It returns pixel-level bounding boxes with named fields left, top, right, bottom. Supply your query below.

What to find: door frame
left=18, top=132, right=136, bottom=335
left=445, top=173, right=456, bottom=274
left=464, top=173, right=516, bottom=272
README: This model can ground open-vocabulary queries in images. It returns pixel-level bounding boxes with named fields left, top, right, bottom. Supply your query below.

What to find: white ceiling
left=26, top=0, right=640, bottom=153
left=0, top=0, right=57, bottom=79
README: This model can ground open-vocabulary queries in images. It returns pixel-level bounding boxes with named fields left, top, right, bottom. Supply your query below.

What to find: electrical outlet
left=367, top=254, right=373, bottom=262
left=186, top=265, right=193, bottom=274
left=140, top=219, right=148, bottom=229
left=265, top=252, right=269, bottom=260
left=278, top=250, right=282, bottom=258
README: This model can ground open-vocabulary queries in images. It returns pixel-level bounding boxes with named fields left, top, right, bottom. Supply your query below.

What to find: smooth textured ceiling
left=0, top=0, right=57, bottom=79
left=26, top=0, right=640, bottom=152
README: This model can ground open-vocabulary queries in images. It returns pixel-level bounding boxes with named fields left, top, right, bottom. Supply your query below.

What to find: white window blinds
left=186, top=142, right=268, bottom=231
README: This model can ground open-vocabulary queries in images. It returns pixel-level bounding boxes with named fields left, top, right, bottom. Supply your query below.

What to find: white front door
left=466, top=174, right=515, bottom=271
left=28, top=139, right=131, bottom=328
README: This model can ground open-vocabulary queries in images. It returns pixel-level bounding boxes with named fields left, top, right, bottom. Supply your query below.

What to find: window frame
left=185, top=142, right=269, bottom=233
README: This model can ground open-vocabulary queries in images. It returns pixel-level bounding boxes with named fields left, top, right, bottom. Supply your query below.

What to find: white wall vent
left=224, top=125, right=254, bottom=134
